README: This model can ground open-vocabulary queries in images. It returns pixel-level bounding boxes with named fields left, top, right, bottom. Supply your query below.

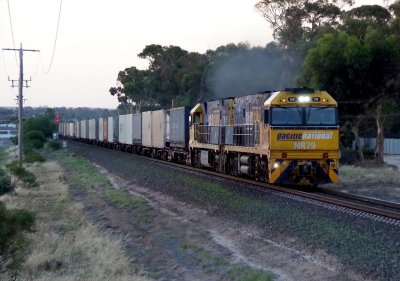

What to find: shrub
left=0, top=168, right=13, bottom=195
left=362, top=148, right=375, bottom=160
left=10, top=136, right=18, bottom=145
left=5, top=161, right=37, bottom=187
left=47, top=140, right=61, bottom=150
left=24, top=130, right=46, bottom=152
left=24, top=130, right=45, bottom=143
left=25, top=151, right=45, bottom=163
left=340, top=148, right=358, bottom=165
left=0, top=202, right=35, bottom=272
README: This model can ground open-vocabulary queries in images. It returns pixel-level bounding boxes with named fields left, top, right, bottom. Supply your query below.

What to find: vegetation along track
left=66, top=140, right=400, bottom=225
left=66, top=140, right=400, bottom=281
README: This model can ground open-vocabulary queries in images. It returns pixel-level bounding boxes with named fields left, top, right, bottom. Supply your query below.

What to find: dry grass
left=1, top=159, right=150, bottom=281
left=339, top=164, right=400, bottom=184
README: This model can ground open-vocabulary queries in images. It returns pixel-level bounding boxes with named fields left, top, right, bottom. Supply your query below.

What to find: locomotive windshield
left=270, top=106, right=337, bottom=126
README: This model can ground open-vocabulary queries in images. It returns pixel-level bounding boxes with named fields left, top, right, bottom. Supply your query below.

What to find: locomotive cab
left=265, top=88, right=339, bottom=185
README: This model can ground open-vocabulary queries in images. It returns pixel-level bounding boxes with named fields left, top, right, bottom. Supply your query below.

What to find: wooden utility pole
left=3, top=43, right=39, bottom=167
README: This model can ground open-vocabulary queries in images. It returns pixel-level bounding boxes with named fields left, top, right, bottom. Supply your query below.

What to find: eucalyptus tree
left=255, top=0, right=354, bottom=47
left=109, top=67, right=155, bottom=113
left=298, top=6, right=400, bottom=162
left=138, top=44, right=207, bottom=108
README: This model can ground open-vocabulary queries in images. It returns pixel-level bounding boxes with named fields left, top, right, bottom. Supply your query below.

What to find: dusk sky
left=0, top=0, right=390, bottom=109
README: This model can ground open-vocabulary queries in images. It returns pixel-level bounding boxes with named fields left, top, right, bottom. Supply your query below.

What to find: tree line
left=110, top=0, right=400, bottom=163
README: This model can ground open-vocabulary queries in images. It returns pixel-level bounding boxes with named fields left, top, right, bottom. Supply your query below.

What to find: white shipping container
left=108, top=117, right=114, bottom=143
left=125, top=114, right=133, bottom=145
left=118, top=114, right=133, bottom=144
left=80, top=121, right=86, bottom=139
left=151, top=110, right=166, bottom=148
left=88, top=119, right=96, bottom=140
left=132, top=113, right=142, bottom=144
left=68, top=123, right=74, bottom=137
left=142, top=111, right=152, bottom=147
left=75, top=122, right=80, bottom=138
left=119, top=114, right=126, bottom=144
left=99, top=118, right=104, bottom=141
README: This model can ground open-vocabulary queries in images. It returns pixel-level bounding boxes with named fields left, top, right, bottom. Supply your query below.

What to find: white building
left=0, top=124, right=17, bottom=139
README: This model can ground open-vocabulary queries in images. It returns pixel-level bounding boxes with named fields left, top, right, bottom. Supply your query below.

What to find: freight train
left=59, top=88, right=339, bottom=186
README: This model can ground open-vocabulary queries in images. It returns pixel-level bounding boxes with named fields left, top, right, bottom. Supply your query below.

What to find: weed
left=0, top=168, right=13, bottom=195
left=25, top=150, right=45, bottom=163
left=0, top=202, right=35, bottom=275
left=227, top=266, right=272, bottom=281
left=47, top=140, right=61, bottom=150
left=58, top=154, right=110, bottom=189
left=180, top=242, right=227, bottom=269
left=106, top=189, right=152, bottom=212
left=5, top=161, right=37, bottom=187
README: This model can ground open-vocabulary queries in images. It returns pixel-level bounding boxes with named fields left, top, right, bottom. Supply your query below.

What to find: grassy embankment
left=0, top=147, right=150, bottom=281
left=60, top=150, right=274, bottom=281
left=339, top=163, right=400, bottom=184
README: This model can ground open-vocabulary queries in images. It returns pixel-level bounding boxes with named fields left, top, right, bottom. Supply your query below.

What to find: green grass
left=58, top=153, right=110, bottom=189
left=175, top=173, right=398, bottom=272
left=180, top=242, right=272, bottom=280
left=25, top=150, right=45, bottom=163
left=105, top=189, right=152, bottom=212
left=5, top=161, right=37, bottom=187
left=227, top=267, right=273, bottom=281
left=339, top=164, right=400, bottom=184
left=0, top=148, right=8, bottom=164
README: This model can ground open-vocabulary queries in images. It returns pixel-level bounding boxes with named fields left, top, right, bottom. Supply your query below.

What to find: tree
left=24, top=108, right=57, bottom=138
left=341, top=5, right=392, bottom=39
left=110, top=67, right=155, bottom=113
left=255, top=0, right=353, bottom=47
left=110, top=45, right=207, bottom=110
left=298, top=27, right=400, bottom=163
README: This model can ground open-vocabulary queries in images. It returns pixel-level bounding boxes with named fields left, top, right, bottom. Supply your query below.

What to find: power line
left=6, top=0, right=18, bottom=66
left=42, top=0, right=63, bottom=74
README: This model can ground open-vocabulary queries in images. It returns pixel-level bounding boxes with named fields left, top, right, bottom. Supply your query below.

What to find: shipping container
left=86, top=120, right=89, bottom=140
left=80, top=120, right=86, bottom=139
left=166, top=107, right=190, bottom=148
left=76, top=121, right=81, bottom=138
left=88, top=119, right=96, bottom=140
left=142, top=111, right=152, bottom=147
left=132, top=113, right=142, bottom=144
left=68, top=123, right=74, bottom=137
left=99, top=118, right=104, bottom=141
left=151, top=110, right=166, bottom=148
left=108, top=116, right=115, bottom=143
left=103, top=118, right=108, bottom=142
left=73, top=122, right=77, bottom=138
left=118, top=114, right=133, bottom=144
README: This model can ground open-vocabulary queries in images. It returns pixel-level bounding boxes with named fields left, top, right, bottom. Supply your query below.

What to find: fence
left=354, top=138, right=400, bottom=155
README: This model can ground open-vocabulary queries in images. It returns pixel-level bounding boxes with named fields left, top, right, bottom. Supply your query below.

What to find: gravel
left=67, top=142, right=400, bottom=281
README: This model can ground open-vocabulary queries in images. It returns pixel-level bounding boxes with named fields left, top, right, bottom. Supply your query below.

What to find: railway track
left=66, top=140, right=400, bottom=225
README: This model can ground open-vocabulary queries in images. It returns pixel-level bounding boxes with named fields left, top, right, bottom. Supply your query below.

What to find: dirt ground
left=72, top=161, right=372, bottom=281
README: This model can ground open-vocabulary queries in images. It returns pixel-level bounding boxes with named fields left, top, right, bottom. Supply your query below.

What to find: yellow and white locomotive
left=189, top=88, right=339, bottom=185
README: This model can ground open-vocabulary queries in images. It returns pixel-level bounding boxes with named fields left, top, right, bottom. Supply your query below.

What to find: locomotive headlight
left=273, top=162, right=280, bottom=169
left=299, top=95, right=311, bottom=103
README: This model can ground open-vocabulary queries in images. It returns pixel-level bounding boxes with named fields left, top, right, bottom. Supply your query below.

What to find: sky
left=0, top=0, right=390, bottom=109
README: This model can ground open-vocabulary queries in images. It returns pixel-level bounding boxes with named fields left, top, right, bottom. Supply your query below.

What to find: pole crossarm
left=2, top=48, right=40, bottom=52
